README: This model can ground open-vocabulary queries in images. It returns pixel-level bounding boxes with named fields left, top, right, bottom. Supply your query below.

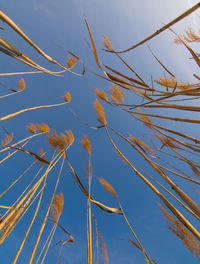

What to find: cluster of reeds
left=0, top=2, right=200, bottom=263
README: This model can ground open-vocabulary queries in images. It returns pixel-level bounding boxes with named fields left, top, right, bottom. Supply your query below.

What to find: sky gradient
left=1, top=0, right=200, bottom=263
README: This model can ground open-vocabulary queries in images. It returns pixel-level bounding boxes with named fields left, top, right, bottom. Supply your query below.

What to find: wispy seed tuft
left=98, top=177, right=117, bottom=198
left=26, top=124, right=37, bottom=134
left=95, top=89, right=108, bottom=101
left=17, top=78, right=26, bottom=91
left=81, top=134, right=91, bottom=155
left=37, top=123, right=50, bottom=133
left=94, top=99, right=107, bottom=125
left=102, top=35, right=113, bottom=50
left=1, top=133, right=13, bottom=147
left=62, top=92, right=71, bottom=103
left=66, top=56, right=77, bottom=69
left=159, top=204, right=200, bottom=259
left=109, top=84, right=124, bottom=104
left=47, top=129, right=74, bottom=152
left=51, top=192, right=64, bottom=223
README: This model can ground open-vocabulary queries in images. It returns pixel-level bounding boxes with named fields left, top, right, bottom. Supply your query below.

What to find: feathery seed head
left=156, top=76, right=177, bottom=88
left=153, top=134, right=182, bottom=149
left=95, top=89, right=108, bottom=101
left=138, top=109, right=153, bottom=128
left=94, top=99, right=107, bottom=125
left=17, top=78, right=26, bottom=91
left=51, top=192, right=64, bottom=223
left=130, top=135, right=155, bottom=154
left=65, top=129, right=74, bottom=145
left=37, top=123, right=50, bottom=133
left=159, top=204, right=200, bottom=259
left=1, top=133, right=13, bottom=147
left=98, top=177, right=117, bottom=198
left=174, top=27, right=200, bottom=44
left=102, top=35, right=113, bottom=50
left=66, top=56, right=77, bottom=69
left=47, top=129, right=74, bottom=152
left=26, top=124, right=37, bottom=134
left=109, top=84, right=124, bottom=104
left=99, top=229, right=109, bottom=264
left=156, top=77, right=191, bottom=90
left=81, top=134, right=91, bottom=155
left=62, top=91, right=71, bottom=103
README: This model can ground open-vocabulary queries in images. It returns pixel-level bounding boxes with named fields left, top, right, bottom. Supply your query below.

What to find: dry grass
left=1, top=3, right=200, bottom=264
left=47, top=129, right=74, bottom=152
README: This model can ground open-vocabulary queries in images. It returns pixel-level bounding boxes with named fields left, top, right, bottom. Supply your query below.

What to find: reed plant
left=0, top=2, right=200, bottom=263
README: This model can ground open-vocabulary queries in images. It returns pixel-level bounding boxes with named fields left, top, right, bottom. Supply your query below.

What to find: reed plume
left=95, top=89, right=108, bottom=102
left=159, top=204, right=200, bottom=259
left=47, top=129, right=74, bottom=152
left=66, top=56, right=77, bottom=69
left=51, top=192, right=64, bottom=224
left=26, top=124, right=37, bottom=134
left=94, top=99, right=107, bottom=125
left=81, top=134, right=91, bottom=155
left=17, top=78, right=26, bottom=91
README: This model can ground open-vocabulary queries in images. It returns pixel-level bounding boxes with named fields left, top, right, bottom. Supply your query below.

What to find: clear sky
left=1, top=0, right=200, bottom=263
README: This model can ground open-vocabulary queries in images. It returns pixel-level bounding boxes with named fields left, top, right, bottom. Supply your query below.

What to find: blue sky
left=1, top=0, right=200, bottom=263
